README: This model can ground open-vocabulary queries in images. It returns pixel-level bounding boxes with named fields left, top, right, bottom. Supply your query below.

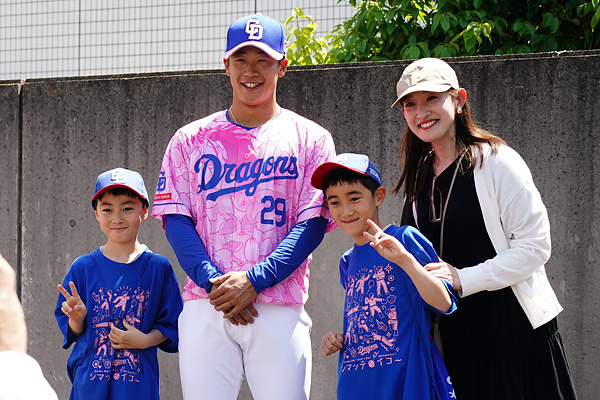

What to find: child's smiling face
left=325, top=181, right=385, bottom=246
left=95, top=192, right=148, bottom=247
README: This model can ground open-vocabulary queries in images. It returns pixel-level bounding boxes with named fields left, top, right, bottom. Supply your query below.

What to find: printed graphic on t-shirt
left=342, top=263, right=401, bottom=372
left=90, top=285, right=149, bottom=383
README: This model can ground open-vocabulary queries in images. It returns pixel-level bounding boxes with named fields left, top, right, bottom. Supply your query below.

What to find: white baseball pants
left=179, top=299, right=312, bottom=400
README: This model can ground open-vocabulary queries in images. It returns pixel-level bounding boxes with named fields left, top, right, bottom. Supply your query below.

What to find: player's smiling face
left=95, top=192, right=148, bottom=247
left=400, top=90, right=461, bottom=149
left=224, top=46, right=288, bottom=108
left=325, top=181, right=385, bottom=246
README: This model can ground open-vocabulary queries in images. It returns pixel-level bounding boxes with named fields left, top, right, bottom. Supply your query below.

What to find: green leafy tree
left=284, top=8, right=333, bottom=64
left=284, top=0, right=600, bottom=64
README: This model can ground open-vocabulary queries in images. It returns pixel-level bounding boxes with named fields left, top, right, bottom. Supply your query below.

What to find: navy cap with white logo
left=92, top=167, right=149, bottom=209
left=224, top=14, right=286, bottom=60
left=311, top=153, right=382, bottom=190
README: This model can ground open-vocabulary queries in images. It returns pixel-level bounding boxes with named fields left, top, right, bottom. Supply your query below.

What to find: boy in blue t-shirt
left=55, top=168, right=183, bottom=400
left=311, top=154, right=458, bottom=400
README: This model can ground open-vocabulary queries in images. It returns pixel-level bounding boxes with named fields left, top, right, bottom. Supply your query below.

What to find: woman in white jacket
left=392, top=58, right=577, bottom=399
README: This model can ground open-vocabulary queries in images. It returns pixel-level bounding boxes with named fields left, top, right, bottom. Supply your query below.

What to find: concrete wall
left=1, top=50, right=598, bottom=399
left=0, top=83, right=20, bottom=275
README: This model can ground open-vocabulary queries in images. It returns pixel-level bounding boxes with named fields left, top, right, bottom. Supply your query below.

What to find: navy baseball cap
left=92, top=167, right=149, bottom=209
left=224, top=14, right=286, bottom=60
left=311, top=153, right=383, bottom=190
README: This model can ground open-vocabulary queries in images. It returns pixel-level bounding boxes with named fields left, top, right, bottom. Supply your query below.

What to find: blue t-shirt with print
left=55, top=247, right=183, bottom=400
left=336, top=224, right=457, bottom=400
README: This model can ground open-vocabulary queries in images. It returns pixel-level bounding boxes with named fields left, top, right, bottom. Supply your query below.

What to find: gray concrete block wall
left=1, top=51, right=598, bottom=399
left=0, top=83, right=20, bottom=273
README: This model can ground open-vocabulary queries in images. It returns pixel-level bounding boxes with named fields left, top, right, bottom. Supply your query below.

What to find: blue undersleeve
left=164, top=214, right=327, bottom=294
left=246, top=217, right=327, bottom=293
left=164, top=214, right=223, bottom=292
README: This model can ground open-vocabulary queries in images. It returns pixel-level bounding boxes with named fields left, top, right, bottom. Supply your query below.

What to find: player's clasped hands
left=57, top=281, right=87, bottom=323
left=208, top=271, right=259, bottom=326
left=321, top=331, right=344, bottom=356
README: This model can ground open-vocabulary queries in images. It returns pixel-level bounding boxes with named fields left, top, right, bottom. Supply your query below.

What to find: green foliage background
left=285, top=0, right=600, bottom=64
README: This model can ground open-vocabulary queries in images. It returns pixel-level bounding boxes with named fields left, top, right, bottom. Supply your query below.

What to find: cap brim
left=92, top=184, right=148, bottom=205
left=311, top=162, right=372, bottom=190
left=391, top=82, right=453, bottom=108
left=224, top=42, right=284, bottom=60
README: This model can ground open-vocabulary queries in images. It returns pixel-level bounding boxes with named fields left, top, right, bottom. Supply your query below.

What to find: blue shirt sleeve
left=399, top=226, right=440, bottom=265
left=399, top=225, right=458, bottom=314
left=164, top=214, right=223, bottom=292
left=149, top=255, right=184, bottom=354
left=339, top=250, right=350, bottom=289
left=246, top=217, right=328, bottom=294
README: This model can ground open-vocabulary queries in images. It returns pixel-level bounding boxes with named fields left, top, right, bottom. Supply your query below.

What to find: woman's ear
left=457, top=88, right=467, bottom=108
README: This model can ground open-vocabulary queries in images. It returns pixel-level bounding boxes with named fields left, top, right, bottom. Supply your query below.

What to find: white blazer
left=457, top=143, right=563, bottom=328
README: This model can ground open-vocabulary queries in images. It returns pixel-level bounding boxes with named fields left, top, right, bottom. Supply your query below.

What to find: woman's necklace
left=412, top=151, right=464, bottom=258
left=438, top=153, right=463, bottom=257
left=228, top=105, right=280, bottom=127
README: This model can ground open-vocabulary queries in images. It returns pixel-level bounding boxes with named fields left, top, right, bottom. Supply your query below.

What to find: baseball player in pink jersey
left=151, top=14, right=336, bottom=400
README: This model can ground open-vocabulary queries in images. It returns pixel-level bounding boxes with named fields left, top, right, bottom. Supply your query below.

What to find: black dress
left=401, top=158, right=577, bottom=400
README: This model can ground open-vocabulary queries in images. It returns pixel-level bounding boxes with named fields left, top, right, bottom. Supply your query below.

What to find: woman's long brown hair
left=392, top=89, right=506, bottom=200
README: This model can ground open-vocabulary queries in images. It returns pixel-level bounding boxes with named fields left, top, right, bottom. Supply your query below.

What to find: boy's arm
left=109, top=320, right=166, bottom=350
left=364, top=220, right=452, bottom=313
left=57, top=281, right=87, bottom=336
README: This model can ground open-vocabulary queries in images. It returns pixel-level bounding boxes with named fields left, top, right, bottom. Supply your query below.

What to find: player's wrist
left=245, top=271, right=263, bottom=294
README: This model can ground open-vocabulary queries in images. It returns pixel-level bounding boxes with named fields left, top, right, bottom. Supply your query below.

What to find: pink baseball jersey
left=151, top=109, right=336, bottom=305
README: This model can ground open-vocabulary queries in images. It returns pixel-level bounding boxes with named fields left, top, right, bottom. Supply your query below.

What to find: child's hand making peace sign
left=57, top=281, right=87, bottom=335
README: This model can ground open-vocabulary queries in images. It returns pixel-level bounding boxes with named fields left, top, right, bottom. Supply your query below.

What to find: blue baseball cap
left=224, top=14, right=286, bottom=60
left=92, top=167, right=149, bottom=209
left=311, top=153, right=383, bottom=190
